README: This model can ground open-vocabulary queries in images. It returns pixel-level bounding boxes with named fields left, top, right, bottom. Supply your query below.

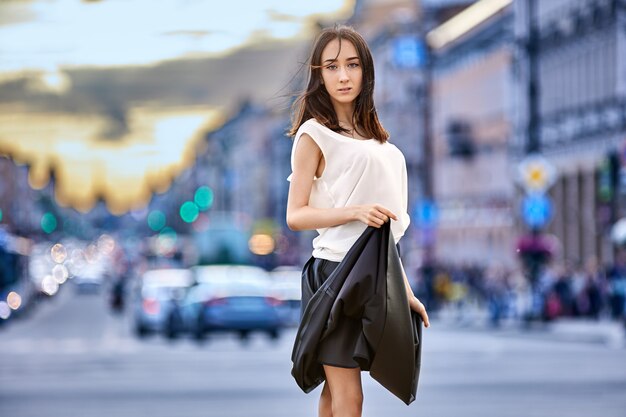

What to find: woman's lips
left=338, top=87, right=352, bottom=94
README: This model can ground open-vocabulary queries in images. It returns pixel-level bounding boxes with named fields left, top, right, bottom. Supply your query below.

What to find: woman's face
left=320, top=38, right=362, bottom=108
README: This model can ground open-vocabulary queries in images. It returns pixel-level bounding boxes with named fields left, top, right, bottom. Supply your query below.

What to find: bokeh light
left=0, top=209, right=3, bottom=222
left=147, top=210, right=166, bottom=232
left=84, top=244, right=98, bottom=263
left=180, top=201, right=199, bottom=223
left=248, top=233, right=275, bottom=256
left=50, top=243, right=67, bottom=264
left=69, top=249, right=86, bottom=273
left=42, top=275, right=59, bottom=296
left=157, top=227, right=178, bottom=255
left=194, top=186, right=214, bottom=210
left=7, top=292, right=22, bottom=310
left=52, top=264, right=69, bottom=284
left=41, top=212, right=57, bottom=234
left=97, top=234, right=115, bottom=255
left=0, top=302, right=10, bottom=320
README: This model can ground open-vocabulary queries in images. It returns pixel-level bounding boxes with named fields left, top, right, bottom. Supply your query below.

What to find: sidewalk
left=431, top=304, right=626, bottom=347
left=541, top=318, right=625, bottom=346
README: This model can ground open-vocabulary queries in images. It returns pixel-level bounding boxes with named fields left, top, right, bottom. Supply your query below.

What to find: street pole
left=421, top=6, right=434, bottom=202
left=526, top=0, right=540, bottom=155
left=419, top=7, right=437, bottom=312
left=525, top=0, right=542, bottom=322
left=422, top=43, right=434, bottom=202
left=421, top=8, right=435, bottom=270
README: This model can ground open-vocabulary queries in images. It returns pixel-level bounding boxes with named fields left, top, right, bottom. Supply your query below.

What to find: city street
left=1, top=284, right=625, bottom=417
left=2, top=1, right=626, bottom=416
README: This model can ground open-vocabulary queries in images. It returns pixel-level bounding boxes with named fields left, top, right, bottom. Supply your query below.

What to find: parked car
left=132, top=268, right=193, bottom=338
left=270, top=266, right=302, bottom=326
left=0, top=230, right=35, bottom=324
left=170, top=264, right=285, bottom=342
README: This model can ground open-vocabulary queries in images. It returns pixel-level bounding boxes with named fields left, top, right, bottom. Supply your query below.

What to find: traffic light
left=179, top=201, right=199, bottom=223
left=194, top=186, right=214, bottom=211
left=41, top=212, right=57, bottom=234
left=147, top=210, right=166, bottom=232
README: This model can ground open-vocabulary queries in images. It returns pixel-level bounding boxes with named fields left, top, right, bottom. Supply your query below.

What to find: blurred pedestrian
left=484, top=263, right=509, bottom=327
left=109, top=278, right=125, bottom=313
left=607, top=250, right=626, bottom=320
left=580, top=257, right=603, bottom=319
left=571, top=263, right=588, bottom=317
left=286, top=25, right=429, bottom=416
left=418, top=259, right=437, bottom=311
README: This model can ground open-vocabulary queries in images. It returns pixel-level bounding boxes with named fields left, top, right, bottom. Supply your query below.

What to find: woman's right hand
left=352, top=204, right=398, bottom=227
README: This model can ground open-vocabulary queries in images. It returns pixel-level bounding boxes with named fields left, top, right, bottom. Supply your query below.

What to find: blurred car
left=0, top=230, right=35, bottom=324
left=270, top=266, right=302, bottom=326
left=72, top=262, right=105, bottom=294
left=132, top=268, right=193, bottom=338
left=170, top=264, right=285, bottom=341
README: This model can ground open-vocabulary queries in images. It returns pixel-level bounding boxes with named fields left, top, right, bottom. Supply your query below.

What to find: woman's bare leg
left=322, top=365, right=363, bottom=417
left=319, top=381, right=333, bottom=417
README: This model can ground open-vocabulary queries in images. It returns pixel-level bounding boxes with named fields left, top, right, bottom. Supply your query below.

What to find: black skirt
left=300, top=256, right=362, bottom=369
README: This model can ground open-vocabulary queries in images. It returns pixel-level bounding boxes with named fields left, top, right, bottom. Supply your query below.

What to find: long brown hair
left=288, top=25, right=389, bottom=143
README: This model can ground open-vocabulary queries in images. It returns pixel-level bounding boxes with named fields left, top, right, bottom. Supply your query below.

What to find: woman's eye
left=348, top=63, right=359, bottom=68
left=326, top=65, right=337, bottom=70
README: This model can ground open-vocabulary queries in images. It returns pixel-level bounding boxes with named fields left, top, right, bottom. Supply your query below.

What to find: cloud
left=0, top=1, right=37, bottom=28
left=0, top=0, right=354, bottom=212
left=0, top=39, right=310, bottom=139
left=0, top=39, right=312, bottom=212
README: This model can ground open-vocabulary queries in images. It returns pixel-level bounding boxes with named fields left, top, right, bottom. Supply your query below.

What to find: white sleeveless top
left=287, top=118, right=411, bottom=262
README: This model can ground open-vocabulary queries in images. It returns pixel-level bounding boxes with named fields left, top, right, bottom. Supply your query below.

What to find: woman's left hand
left=409, top=296, right=430, bottom=328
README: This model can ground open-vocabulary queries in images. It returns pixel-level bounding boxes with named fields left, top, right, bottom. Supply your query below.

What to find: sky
left=0, top=0, right=354, bottom=73
left=0, top=0, right=354, bottom=213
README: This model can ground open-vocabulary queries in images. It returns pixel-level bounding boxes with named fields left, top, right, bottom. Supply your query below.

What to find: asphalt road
left=1, top=283, right=625, bottom=417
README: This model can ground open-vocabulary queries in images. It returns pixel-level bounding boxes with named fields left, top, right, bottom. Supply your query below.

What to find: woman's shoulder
left=294, top=118, right=315, bottom=136
left=297, top=118, right=326, bottom=134
left=383, top=140, right=407, bottom=161
left=303, top=117, right=320, bottom=127
left=295, top=118, right=336, bottom=144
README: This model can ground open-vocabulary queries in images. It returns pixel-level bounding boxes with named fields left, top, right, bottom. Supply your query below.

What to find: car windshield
left=142, top=285, right=185, bottom=300
left=192, top=265, right=271, bottom=297
left=142, top=269, right=192, bottom=288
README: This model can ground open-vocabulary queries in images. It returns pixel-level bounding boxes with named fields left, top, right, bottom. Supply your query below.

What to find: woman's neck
left=332, top=102, right=355, bottom=128
left=331, top=103, right=371, bottom=140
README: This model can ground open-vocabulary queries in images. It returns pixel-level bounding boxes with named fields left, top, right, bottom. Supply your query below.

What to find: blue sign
left=393, top=36, right=426, bottom=69
left=522, top=193, right=552, bottom=228
left=413, top=199, right=438, bottom=227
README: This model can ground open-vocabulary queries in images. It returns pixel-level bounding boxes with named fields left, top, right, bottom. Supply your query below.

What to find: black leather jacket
left=291, top=221, right=423, bottom=405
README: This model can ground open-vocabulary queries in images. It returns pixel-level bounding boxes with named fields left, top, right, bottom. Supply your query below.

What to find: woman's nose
left=338, top=66, right=349, bottom=81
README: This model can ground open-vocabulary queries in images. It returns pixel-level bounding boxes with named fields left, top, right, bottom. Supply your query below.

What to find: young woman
left=286, top=25, right=430, bottom=417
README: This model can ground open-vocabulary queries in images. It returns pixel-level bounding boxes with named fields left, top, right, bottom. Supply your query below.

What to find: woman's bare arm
left=286, top=134, right=355, bottom=231
left=286, top=134, right=397, bottom=231
left=399, top=258, right=430, bottom=327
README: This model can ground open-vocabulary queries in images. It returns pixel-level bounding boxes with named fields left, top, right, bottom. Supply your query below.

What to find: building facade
left=429, top=1, right=517, bottom=266
left=513, top=0, right=626, bottom=266
left=191, top=102, right=300, bottom=266
left=351, top=0, right=474, bottom=271
left=0, top=156, right=47, bottom=236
